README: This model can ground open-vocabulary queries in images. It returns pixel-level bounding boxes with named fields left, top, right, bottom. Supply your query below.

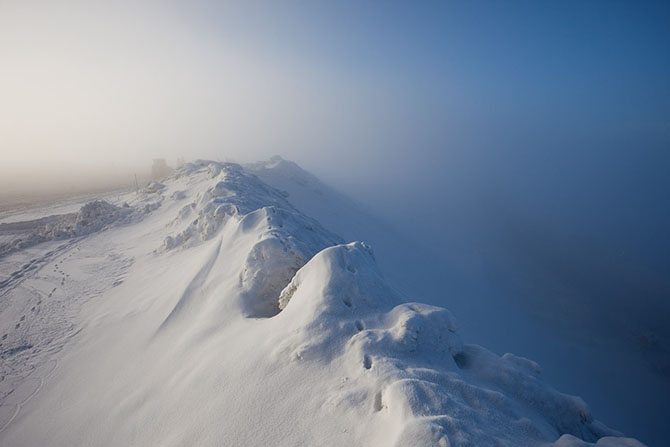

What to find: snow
left=0, top=200, right=125, bottom=256
left=0, top=160, right=646, bottom=446
left=0, top=196, right=162, bottom=258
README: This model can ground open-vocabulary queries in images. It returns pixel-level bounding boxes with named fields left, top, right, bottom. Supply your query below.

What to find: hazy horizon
left=1, top=1, right=668, bottom=444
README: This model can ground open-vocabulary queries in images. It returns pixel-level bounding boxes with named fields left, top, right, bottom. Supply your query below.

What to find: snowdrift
left=0, top=160, right=646, bottom=446
left=272, top=242, right=638, bottom=446
left=0, top=195, right=162, bottom=258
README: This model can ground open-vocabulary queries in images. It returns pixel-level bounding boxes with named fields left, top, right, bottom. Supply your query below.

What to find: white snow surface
left=0, top=160, right=645, bottom=446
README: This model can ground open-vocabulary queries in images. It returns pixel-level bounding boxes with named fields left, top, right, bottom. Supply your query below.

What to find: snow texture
left=0, top=200, right=136, bottom=257
left=0, top=160, right=646, bottom=446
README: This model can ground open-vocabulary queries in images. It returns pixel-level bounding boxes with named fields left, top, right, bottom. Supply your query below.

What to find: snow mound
left=0, top=200, right=131, bottom=256
left=72, top=200, right=125, bottom=233
left=273, top=242, right=631, bottom=446
left=553, top=434, right=647, bottom=447
left=237, top=206, right=341, bottom=316
left=161, top=161, right=342, bottom=316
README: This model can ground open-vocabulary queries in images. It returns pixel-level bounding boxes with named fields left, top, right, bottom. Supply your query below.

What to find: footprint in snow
left=364, top=354, right=373, bottom=370
left=373, top=391, right=383, bottom=412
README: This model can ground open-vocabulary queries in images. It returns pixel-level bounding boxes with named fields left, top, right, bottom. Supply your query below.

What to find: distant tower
left=151, top=158, right=173, bottom=180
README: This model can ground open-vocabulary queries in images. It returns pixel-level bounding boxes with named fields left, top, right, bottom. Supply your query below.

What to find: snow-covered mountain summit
left=0, top=160, right=645, bottom=446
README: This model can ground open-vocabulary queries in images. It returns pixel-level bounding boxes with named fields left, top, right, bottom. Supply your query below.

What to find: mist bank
left=306, top=142, right=669, bottom=445
left=315, top=139, right=670, bottom=368
left=0, top=162, right=154, bottom=213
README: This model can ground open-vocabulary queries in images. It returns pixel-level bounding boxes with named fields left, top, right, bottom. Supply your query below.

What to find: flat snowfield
left=0, top=160, right=646, bottom=447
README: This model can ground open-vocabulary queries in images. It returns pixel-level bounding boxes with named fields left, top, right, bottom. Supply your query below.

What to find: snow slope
left=0, top=161, right=645, bottom=446
left=247, top=156, right=667, bottom=446
left=245, top=156, right=471, bottom=322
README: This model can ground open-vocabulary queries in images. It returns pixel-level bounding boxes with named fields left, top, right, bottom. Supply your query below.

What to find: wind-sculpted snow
left=0, top=159, right=646, bottom=446
left=273, top=242, right=635, bottom=446
left=161, top=161, right=342, bottom=316
left=164, top=162, right=337, bottom=248
left=0, top=200, right=135, bottom=257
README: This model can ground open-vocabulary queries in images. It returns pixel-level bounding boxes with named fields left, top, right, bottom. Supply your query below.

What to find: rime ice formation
left=0, top=160, right=646, bottom=446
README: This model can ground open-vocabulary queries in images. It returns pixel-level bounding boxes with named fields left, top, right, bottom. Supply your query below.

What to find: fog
left=1, top=1, right=668, bottom=443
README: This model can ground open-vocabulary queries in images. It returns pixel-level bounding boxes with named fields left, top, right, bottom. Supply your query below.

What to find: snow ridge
left=157, top=161, right=641, bottom=446
left=0, top=159, right=646, bottom=447
left=160, top=161, right=342, bottom=317
left=273, top=242, right=636, bottom=447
